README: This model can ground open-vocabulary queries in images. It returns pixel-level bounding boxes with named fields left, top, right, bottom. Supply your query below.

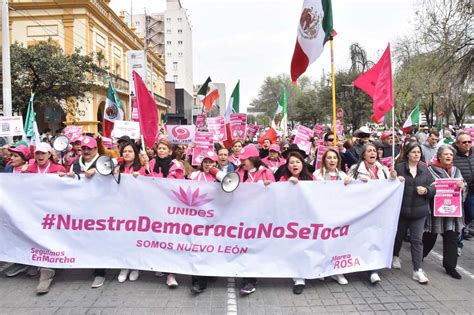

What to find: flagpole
left=329, top=38, right=337, bottom=147
left=391, top=105, right=395, bottom=169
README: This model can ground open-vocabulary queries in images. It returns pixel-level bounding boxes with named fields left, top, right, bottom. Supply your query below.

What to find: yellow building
left=8, top=0, right=169, bottom=133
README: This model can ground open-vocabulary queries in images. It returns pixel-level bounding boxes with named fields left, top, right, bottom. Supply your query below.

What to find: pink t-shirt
left=26, top=161, right=66, bottom=174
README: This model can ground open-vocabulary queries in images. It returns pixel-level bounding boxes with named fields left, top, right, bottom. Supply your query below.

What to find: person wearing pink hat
left=236, top=144, right=275, bottom=296
left=24, top=142, right=65, bottom=174
left=63, top=136, right=100, bottom=178
left=189, top=150, right=217, bottom=182
left=4, top=145, right=30, bottom=173
left=262, top=144, right=286, bottom=173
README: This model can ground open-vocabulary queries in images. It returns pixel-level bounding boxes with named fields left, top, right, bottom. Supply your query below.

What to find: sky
left=111, top=0, right=419, bottom=113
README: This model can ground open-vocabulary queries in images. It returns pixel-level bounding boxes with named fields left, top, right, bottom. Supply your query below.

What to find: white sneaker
left=370, top=272, right=381, bottom=284
left=392, top=256, right=401, bottom=269
left=457, top=247, right=462, bottom=257
left=331, top=274, right=348, bottom=285
left=166, top=274, right=178, bottom=288
left=412, top=269, right=429, bottom=284
left=118, top=269, right=129, bottom=283
left=91, top=276, right=105, bottom=288
left=129, top=270, right=139, bottom=281
left=155, top=271, right=164, bottom=277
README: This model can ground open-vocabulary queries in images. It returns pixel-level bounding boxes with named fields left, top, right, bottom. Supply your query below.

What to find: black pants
left=191, top=276, right=208, bottom=289
left=393, top=216, right=425, bottom=270
left=423, top=231, right=459, bottom=269
left=242, top=277, right=257, bottom=286
left=94, top=269, right=105, bottom=277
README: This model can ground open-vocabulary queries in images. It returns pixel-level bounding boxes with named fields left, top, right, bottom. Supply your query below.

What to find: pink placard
left=230, top=113, right=247, bottom=140
left=192, top=131, right=214, bottom=166
left=433, top=178, right=462, bottom=217
left=293, top=125, right=313, bottom=154
left=464, top=128, right=474, bottom=138
left=195, top=114, right=207, bottom=130
left=380, top=157, right=392, bottom=168
left=247, top=124, right=259, bottom=140
left=313, top=124, right=325, bottom=138
left=315, top=145, right=337, bottom=170
left=207, top=116, right=227, bottom=142
left=63, top=126, right=83, bottom=142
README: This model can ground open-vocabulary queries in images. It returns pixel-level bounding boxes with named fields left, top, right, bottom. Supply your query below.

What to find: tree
left=9, top=39, right=100, bottom=119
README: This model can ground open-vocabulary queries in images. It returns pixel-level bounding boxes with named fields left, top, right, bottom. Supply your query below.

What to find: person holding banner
left=217, top=148, right=237, bottom=173
left=275, top=144, right=315, bottom=180
left=145, top=138, right=185, bottom=181
left=23, top=143, right=66, bottom=174
left=349, top=143, right=399, bottom=284
left=229, top=139, right=244, bottom=167
left=236, top=144, right=275, bottom=295
left=393, top=143, right=435, bottom=284
left=275, top=150, right=315, bottom=294
left=4, top=145, right=30, bottom=173
left=262, top=144, right=286, bottom=173
left=424, top=144, right=466, bottom=280
left=172, top=144, right=194, bottom=178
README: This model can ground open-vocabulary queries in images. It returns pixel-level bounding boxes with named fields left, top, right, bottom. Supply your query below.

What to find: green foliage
left=10, top=39, right=100, bottom=117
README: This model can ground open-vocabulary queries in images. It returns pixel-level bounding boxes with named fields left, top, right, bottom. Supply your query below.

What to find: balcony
left=92, top=70, right=129, bottom=94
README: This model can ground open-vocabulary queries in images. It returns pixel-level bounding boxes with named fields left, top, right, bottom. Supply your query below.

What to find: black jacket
left=453, top=145, right=474, bottom=195
left=395, top=161, right=436, bottom=218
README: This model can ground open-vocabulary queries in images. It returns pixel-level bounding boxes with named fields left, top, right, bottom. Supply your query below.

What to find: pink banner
left=195, top=114, right=207, bottom=130
left=207, top=116, right=227, bottom=142
left=230, top=113, right=247, bottom=140
left=434, top=179, right=463, bottom=217
left=293, top=125, right=313, bottom=154
left=192, top=131, right=214, bottom=166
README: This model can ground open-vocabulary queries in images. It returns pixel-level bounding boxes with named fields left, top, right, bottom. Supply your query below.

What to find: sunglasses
left=461, top=141, right=472, bottom=144
left=327, top=138, right=334, bottom=142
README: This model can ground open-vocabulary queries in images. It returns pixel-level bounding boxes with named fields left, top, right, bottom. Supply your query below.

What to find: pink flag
left=133, top=71, right=158, bottom=148
left=354, top=44, right=393, bottom=123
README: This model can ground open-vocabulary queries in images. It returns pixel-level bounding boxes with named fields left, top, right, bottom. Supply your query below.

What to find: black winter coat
left=395, top=161, right=436, bottom=218
left=453, top=146, right=474, bottom=195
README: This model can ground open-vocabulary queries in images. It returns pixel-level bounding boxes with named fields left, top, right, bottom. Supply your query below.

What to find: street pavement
left=0, top=237, right=472, bottom=315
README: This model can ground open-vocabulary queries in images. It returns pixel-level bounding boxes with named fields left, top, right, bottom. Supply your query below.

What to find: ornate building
left=8, top=0, right=169, bottom=133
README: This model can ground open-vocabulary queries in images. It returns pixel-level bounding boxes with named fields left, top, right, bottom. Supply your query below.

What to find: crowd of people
left=0, top=124, right=473, bottom=296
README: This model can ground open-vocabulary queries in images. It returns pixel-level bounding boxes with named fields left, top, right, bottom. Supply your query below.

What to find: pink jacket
left=121, top=164, right=146, bottom=176
left=262, top=157, right=286, bottom=172
left=228, top=154, right=241, bottom=167
left=148, top=159, right=185, bottom=179
left=237, top=166, right=275, bottom=183
left=26, top=161, right=66, bottom=174
left=278, top=174, right=316, bottom=182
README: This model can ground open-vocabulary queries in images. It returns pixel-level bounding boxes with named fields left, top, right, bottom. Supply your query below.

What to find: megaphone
left=52, top=135, right=70, bottom=152
left=209, top=167, right=240, bottom=193
left=96, top=155, right=124, bottom=176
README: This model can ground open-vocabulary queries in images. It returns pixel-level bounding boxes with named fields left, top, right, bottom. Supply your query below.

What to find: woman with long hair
left=228, top=139, right=244, bottom=167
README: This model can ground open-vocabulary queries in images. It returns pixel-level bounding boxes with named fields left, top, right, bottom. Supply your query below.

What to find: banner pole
left=330, top=37, right=337, bottom=147
left=391, top=105, right=395, bottom=169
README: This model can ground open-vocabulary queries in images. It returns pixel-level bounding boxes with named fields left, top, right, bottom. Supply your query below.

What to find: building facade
left=8, top=0, right=169, bottom=133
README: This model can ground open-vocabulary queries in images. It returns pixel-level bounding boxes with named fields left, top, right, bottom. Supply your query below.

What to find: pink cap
left=239, top=145, right=260, bottom=160
left=8, top=145, right=31, bottom=161
left=35, top=142, right=52, bottom=153
left=381, top=131, right=393, bottom=140
left=201, top=150, right=218, bottom=162
left=269, top=144, right=281, bottom=152
left=81, top=136, right=97, bottom=149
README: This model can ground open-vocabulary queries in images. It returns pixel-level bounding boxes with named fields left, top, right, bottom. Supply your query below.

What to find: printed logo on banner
left=31, top=247, right=76, bottom=265
left=171, top=126, right=191, bottom=140
left=171, top=186, right=213, bottom=207
left=331, top=253, right=360, bottom=270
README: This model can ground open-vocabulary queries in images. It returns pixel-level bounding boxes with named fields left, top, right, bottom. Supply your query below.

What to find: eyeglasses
left=461, top=141, right=472, bottom=144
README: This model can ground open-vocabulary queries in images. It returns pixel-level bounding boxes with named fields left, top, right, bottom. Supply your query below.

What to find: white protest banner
left=207, top=116, right=227, bottom=142
left=192, top=131, right=214, bottom=166
left=433, top=179, right=462, bottom=217
left=0, top=174, right=403, bottom=278
left=0, top=116, right=24, bottom=137
left=63, top=126, right=83, bottom=142
left=167, top=125, right=196, bottom=145
left=293, top=125, right=313, bottom=154
left=247, top=124, right=259, bottom=140
left=195, top=114, right=207, bottom=130
left=230, top=113, right=247, bottom=140
left=112, top=120, right=141, bottom=139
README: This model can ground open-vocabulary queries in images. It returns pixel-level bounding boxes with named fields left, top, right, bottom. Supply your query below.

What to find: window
left=166, top=18, right=171, bottom=22
left=172, top=62, right=178, bottom=70
left=173, top=75, right=178, bottom=82
left=167, top=52, right=172, bottom=57
left=177, top=17, right=183, bottom=22
left=178, top=52, right=183, bottom=57
left=178, top=29, right=183, bottom=34
left=135, top=21, right=140, bottom=26
left=166, top=29, right=171, bottom=34
left=178, top=40, right=183, bottom=45
left=166, top=41, right=171, bottom=45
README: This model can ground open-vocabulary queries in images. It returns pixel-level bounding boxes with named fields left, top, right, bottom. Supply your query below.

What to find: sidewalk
left=0, top=237, right=472, bottom=314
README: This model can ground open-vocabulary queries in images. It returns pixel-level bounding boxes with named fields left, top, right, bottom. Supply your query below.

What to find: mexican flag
left=271, top=87, right=288, bottom=135
left=103, top=81, right=124, bottom=137
left=290, top=0, right=334, bottom=83
left=23, top=93, right=41, bottom=144
left=401, top=102, right=420, bottom=133
left=225, top=80, right=240, bottom=122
